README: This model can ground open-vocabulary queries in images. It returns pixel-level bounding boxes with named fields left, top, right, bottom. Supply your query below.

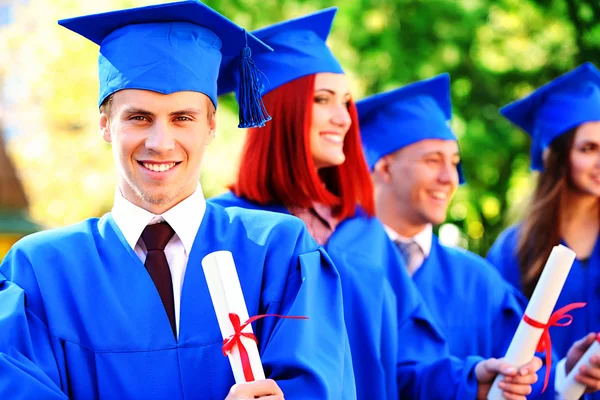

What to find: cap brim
left=58, top=0, right=272, bottom=56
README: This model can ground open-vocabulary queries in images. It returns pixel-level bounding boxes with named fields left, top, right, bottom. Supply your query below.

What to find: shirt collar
left=383, top=223, right=433, bottom=258
left=111, top=184, right=206, bottom=255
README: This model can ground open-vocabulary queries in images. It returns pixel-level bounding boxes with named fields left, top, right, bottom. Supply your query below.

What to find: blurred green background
left=0, top=0, right=599, bottom=257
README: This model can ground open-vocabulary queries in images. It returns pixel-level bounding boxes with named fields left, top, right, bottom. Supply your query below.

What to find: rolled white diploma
left=558, top=334, right=600, bottom=400
left=202, top=250, right=265, bottom=383
left=487, top=244, right=576, bottom=400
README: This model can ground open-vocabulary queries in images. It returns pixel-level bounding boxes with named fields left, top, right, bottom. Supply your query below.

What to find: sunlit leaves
left=2, top=0, right=599, bottom=255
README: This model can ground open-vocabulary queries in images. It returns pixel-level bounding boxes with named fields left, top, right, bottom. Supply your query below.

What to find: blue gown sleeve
left=0, top=249, right=68, bottom=399
left=406, top=356, right=482, bottom=400
left=395, top=299, right=481, bottom=399
left=491, top=279, right=528, bottom=356
left=383, top=237, right=481, bottom=398
left=394, top=265, right=481, bottom=397
left=382, top=280, right=400, bottom=400
left=258, top=249, right=356, bottom=400
left=486, top=226, right=524, bottom=292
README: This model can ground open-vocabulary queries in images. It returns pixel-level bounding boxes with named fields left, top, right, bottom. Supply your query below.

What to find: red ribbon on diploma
left=522, top=302, right=586, bottom=392
left=222, top=312, right=309, bottom=382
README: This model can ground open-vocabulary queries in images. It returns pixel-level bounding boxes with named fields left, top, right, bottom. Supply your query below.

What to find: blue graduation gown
left=488, top=225, right=600, bottom=400
left=414, top=235, right=526, bottom=359
left=0, top=203, right=355, bottom=400
left=210, top=192, right=481, bottom=400
left=414, top=235, right=554, bottom=399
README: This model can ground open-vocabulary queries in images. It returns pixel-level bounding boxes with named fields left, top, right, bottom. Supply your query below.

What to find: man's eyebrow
left=168, top=108, right=204, bottom=116
left=120, top=108, right=205, bottom=117
left=421, top=151, right=460, bottom=157
left=421, top=151, right=444, bottom=157
left=122, top=107, right=154, bottom=116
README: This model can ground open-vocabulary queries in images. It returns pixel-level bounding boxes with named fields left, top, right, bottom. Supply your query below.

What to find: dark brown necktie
left=142, top=222, right=176, bottom=336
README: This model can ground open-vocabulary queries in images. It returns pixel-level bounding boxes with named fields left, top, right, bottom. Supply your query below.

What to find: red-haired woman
left=488, top=62, right=600, bottom=396
left=212, top=8, right=541, bottom=400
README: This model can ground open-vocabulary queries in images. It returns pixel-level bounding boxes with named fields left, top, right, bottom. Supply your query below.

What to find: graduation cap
left=58, top=0, right=273, bottom=128
left=357, top=73, right=465, bottom=183
left=217, top=7, right=344, bottom=98
left=500, top=62, right=600, bottom=170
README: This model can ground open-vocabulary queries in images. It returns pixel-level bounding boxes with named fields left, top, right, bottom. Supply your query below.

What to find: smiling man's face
left=100, top=89, right=216, bottom=213
left=386, top=138, right=460, bottom=228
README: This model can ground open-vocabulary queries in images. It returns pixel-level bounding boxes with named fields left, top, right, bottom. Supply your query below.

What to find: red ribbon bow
left=522, top=302, right=586, bottom=393
left=222, top=312, right=308, bottom=382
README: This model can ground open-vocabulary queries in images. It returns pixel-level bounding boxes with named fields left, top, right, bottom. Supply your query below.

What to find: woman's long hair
left=517, top=129, right=576, bottom=297
left=231, top=74, right=374, bottom=220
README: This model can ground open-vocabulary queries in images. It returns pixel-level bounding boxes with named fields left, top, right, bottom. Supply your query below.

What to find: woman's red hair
left=231, top=74, right=374, bottom=220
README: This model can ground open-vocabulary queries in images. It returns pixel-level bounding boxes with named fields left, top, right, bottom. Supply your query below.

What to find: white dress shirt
left=111, top=185, right=206, bottom=337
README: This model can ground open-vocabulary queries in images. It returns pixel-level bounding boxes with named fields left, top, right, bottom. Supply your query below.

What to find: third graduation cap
left=357, top=73, right=464, bottom=182
left=58, top=0, right=273, bottom=128
left=500, top=62, right=600, bottom=170
left=218, top=7, right=344, bottom=97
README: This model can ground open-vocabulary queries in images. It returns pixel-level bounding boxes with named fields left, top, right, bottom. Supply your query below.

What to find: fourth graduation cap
left=58, top=0, right=273, bottom=128
left=500, top=62, right=600, bottom=170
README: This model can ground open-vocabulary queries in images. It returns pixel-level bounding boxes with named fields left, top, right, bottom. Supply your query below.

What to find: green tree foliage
left=2, top=0, right=599, bottom=254
left=201, top=0, right=600, bottom=254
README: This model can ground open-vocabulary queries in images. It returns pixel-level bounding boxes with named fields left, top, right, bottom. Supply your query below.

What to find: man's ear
left=100, top=113, right=111, bottom=143
left=373, top=155, right=394, bottom=184
left=206, top=112, right=217, bottom=145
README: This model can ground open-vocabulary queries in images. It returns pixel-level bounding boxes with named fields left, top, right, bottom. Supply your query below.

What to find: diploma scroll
left=558, top=333, right=600, bottom=400
left=487, top=245, right=576, bottom=400
left=202, top=250, right=266, bottom=383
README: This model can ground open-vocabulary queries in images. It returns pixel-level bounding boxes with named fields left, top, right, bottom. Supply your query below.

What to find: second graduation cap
left=217, top=7, right=344, bottom=98
left=58, top=0, right=273, bottom=128
left=500, top=62, right=600, bottom=170
left=357, top=73, right=465, bottom=183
